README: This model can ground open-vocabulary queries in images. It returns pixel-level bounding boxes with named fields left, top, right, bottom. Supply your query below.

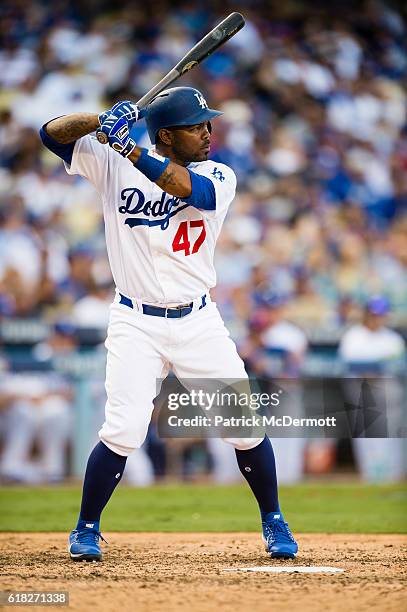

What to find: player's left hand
left=98, top=101, right=140, bottom=128
left=99, top=115, right=137, bottom=158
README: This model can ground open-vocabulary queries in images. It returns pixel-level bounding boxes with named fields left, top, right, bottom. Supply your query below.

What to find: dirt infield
left=1, top=533, right=406, bottom=612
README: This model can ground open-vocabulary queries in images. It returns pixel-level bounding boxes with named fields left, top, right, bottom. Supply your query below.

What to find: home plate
left=224, top=566, right=344, bottom=574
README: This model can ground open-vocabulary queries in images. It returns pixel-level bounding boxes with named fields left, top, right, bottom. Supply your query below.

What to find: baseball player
left=40, top=87, right=298, bottom=561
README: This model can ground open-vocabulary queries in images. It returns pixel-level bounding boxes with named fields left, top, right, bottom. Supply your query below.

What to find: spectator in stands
left=0, top=371, right=73, bottom=483
left=0, top=320, right=77, bottom=483
left=72, top=279, right=113, bottom=330
left=56, top=245, right=95, bottom=307
left=339, top=296, right=406, bottom=482
left=339, top=296, right=405, bottom=367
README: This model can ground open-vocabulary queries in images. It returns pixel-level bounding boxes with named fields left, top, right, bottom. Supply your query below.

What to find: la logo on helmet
left=194, top=93, right=208, bottom=109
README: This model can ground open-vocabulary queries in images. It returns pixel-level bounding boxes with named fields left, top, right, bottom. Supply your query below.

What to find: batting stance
left=40, top=87, right=298, bottom=561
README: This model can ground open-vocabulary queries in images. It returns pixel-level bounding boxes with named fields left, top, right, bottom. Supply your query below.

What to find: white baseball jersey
left=64, top=136, right=236, bottom=304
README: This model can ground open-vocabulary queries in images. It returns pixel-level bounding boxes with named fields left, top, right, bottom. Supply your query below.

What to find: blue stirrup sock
left=235, top=436, right=280, bottom=515
left=77, top=441, right=127, bottom=528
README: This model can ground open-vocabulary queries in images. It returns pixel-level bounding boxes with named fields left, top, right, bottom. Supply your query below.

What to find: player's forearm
left=155, top=162, right=192, bottom=197
left=128, top=147, right=192, bottom=197
left=45, top=113, right=100, bottom=144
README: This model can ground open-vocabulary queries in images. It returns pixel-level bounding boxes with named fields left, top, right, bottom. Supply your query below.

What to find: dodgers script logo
left=119, top=188, right=189, bottom=230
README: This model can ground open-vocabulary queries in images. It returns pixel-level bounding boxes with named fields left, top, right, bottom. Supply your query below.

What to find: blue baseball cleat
left=68, top=521, right=107, bottom=562
left=261, top=512, right=298, bottom=559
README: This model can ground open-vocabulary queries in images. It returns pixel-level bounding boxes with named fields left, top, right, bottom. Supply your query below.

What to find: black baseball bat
left=96, top=12, right=245, bottom=144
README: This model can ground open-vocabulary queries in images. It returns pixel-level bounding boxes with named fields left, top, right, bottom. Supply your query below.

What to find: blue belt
left=119, top=293, right=207, bottom=318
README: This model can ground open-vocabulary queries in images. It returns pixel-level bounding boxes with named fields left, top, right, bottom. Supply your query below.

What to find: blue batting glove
left=111, top=100, right=140, bottom=122
left=98, top=100, right=140, bottom=128
left=99, top=115, right=137, bottom=158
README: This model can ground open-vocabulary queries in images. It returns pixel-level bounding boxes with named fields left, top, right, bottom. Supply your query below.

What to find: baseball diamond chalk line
left=224, top=566, right=345, bottom=573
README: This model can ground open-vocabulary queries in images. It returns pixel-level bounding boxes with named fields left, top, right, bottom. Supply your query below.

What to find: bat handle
left=96, top=130, right=109, bottom=144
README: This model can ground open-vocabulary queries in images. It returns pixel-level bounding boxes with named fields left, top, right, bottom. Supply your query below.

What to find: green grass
left=0, top=482, right=406, bottom=533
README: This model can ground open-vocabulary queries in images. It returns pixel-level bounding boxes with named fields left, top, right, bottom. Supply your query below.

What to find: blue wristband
left=134, top=148, right=170, bottom=181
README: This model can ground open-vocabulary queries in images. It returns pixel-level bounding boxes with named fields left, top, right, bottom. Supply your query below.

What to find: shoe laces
left=74, top=528, right=108, bottom=546
left=263, top=518, right=295, bottom=545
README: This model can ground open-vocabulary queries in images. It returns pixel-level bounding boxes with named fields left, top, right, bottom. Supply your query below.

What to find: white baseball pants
left=99, top=295, right=263, bottom=456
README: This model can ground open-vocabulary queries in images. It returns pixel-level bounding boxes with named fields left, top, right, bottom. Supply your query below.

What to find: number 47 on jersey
left=172, top=220, right=206, bottom=256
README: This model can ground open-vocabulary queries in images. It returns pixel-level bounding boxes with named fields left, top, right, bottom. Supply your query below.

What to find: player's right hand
left=98, top=101, right=140, bottom=129
left=98, top=115, right=137, bottom=158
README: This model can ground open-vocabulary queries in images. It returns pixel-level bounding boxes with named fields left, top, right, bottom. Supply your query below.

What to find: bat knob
left=96, top=130, right=108, bottom=144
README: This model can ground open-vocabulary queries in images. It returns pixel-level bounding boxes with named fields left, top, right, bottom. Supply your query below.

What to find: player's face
left=165, top=122, right=211, bottom=164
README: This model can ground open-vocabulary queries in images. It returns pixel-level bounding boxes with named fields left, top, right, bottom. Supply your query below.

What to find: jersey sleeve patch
left=210, top=166, right=226, bottom=182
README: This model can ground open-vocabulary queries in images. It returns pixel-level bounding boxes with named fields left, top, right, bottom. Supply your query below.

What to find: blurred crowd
left=0, top=0, right=406, bottom=327
left=0, top=0, right=406, bottom=484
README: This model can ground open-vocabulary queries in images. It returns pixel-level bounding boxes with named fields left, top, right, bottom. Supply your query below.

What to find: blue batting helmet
left=144, top=87, right=223, bottom=144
